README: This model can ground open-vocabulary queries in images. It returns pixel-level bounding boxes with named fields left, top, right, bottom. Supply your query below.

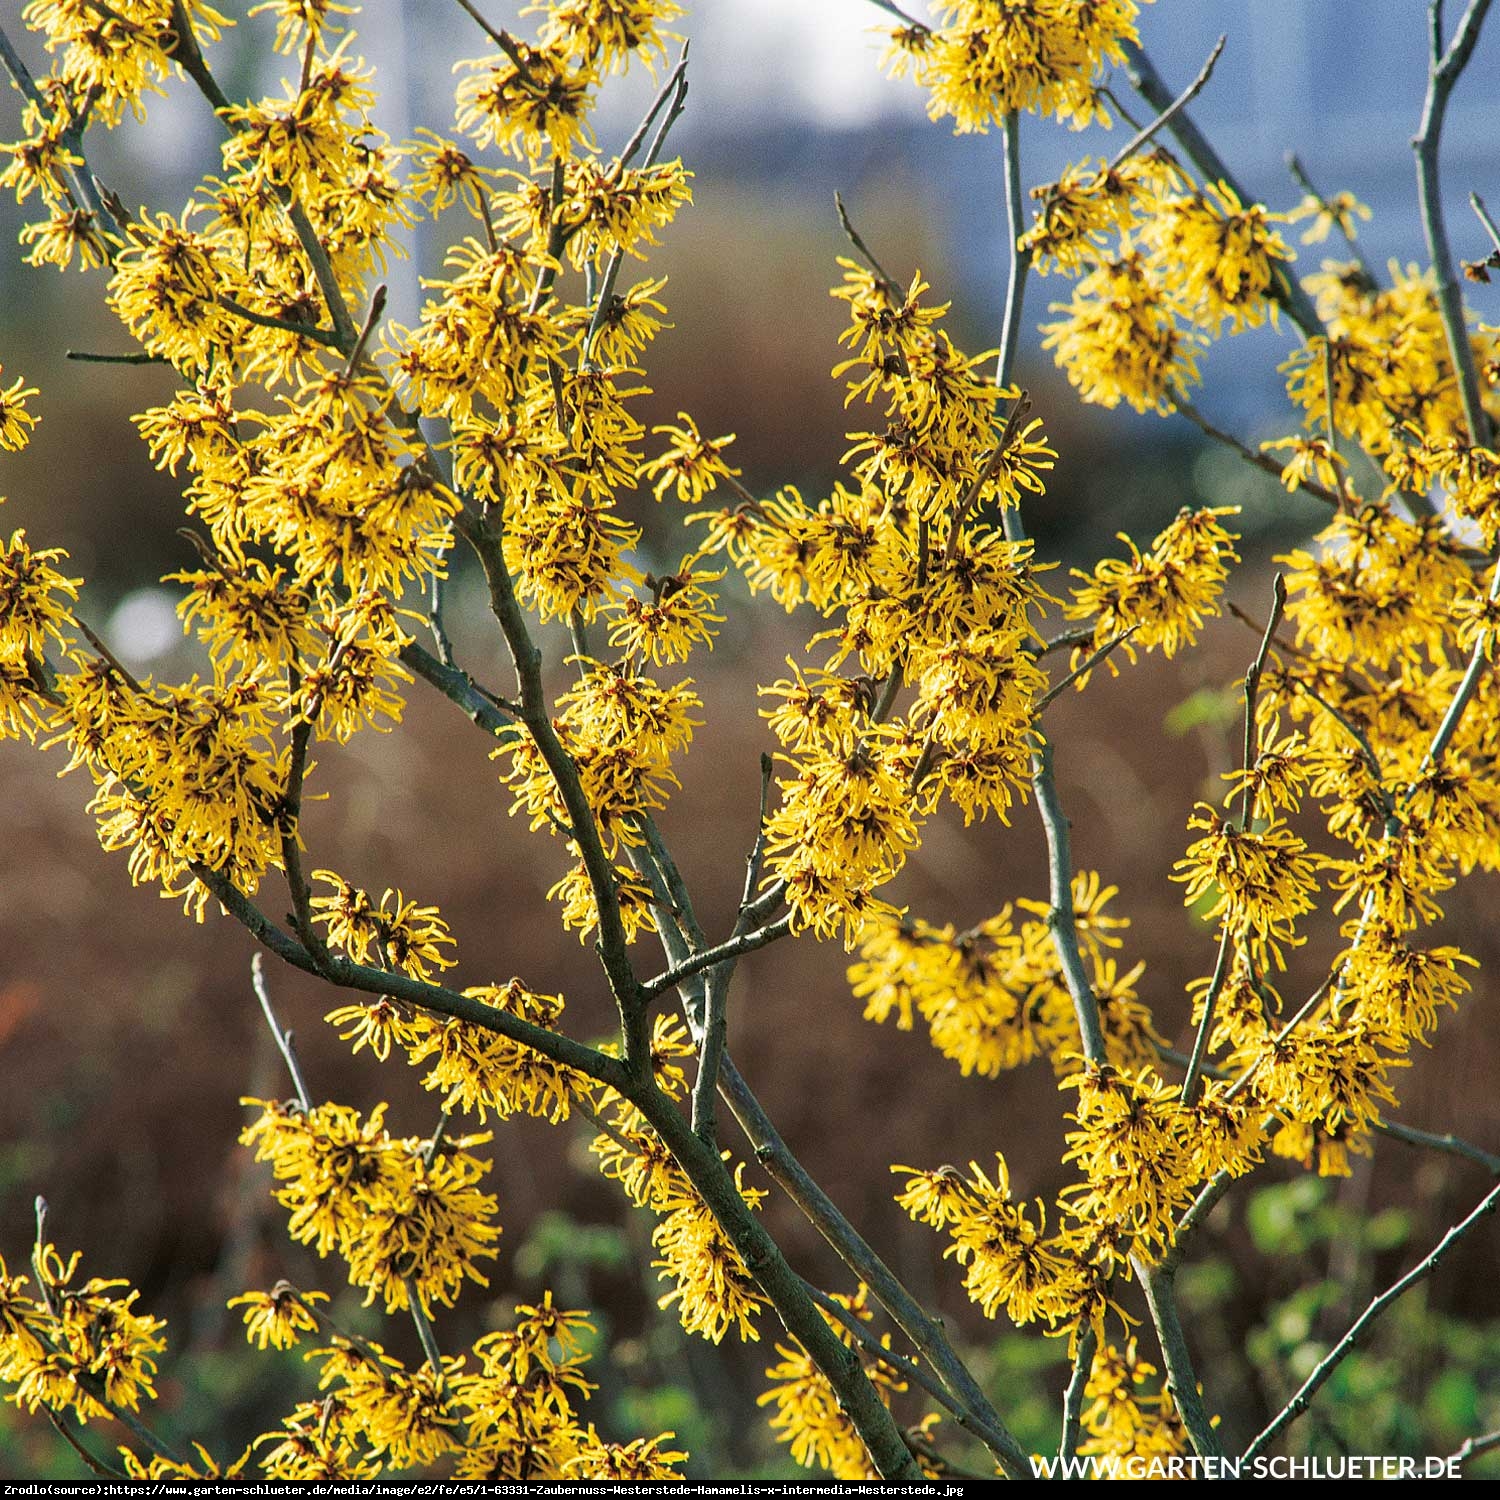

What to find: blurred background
left=2, top=0, right=1500, bottom=1478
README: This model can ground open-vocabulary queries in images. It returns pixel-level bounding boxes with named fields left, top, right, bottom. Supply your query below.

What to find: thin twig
left=32, top=1198, right=56, bottom=1317
left=217, top=294, right=343, bottom=349
left=1473, top=192, right=1500, bottom=252
left=44, top=1409, right=129, bottom=1479
left=1032, top=737, right=1109, bottom=1064
left=1172, top=398, right=1341, bottom=508
left=690, top=959, right=728, bottom=1144
left=1161, top=1170, right=1236, bottom=1276
left=1450, top=1429, right=1500, bottom=1470
left=404, top=1286, right=446, bottom=1376
left=835, top=191, right=901, bottom=297
left=400, top=639, right=515, bottom=738
left=858, top=0, right=930, bottom=30
left=992, top=114, right=1107, bottom=1065
left=423, top=1106, right=452, bottom=1166
left=1031, top=625, right=1098, bottom=659
left=449, top=0, right=542, bottom=89
left=198, top=860, right=628, bottom=1086
left=342, top=282, right=387, bottom=378
left=456, top=507, right=649, bottom=1070
left=1243, top=1178, right=1500, bottom=1460
left=1135, top=1254, right=1224, bottom=1460
left=1035, top=627, right=1137, bottom=712
left=803, top=1282, right=1015, bottom=1463
left=166, top=0, right=234, bottom=112
left=1419, top=560, right=1500, bottom=772
left=1238, top=574, right=1287, bottom=831
left=944, top=392, right=1029, bottom=561
left=1225, top=972, right=1335, bottom=1101
left=1375, top=1119, right=1500, bottom=1175
left=1286, top=154, right=1377, bottom=278
left=617, top=41, right=691, bottom=172
left=65, top=349, right=167, bottom=365
left=278, top=692, right=334, bottom=975
left=75, top=618, right=146, bottom=695
left=995, top=111, right=1029, bottom=395
left=739, top=753, right=775, bottom=912
left=641, top=915, right=793, bottom=1001
left=0, top=21, right=111, bottom=224
left=426, top=531, right=458, bottom=668
left=717, top=1056, right=1031, bottom=1478
left=1107, top=36, right=1225, bottom=173
left=251, top=953, right=312, bottom=1110
left=584, top=49, right=689, bottom=365
left=1181, top=927, right=1234, bottom=1105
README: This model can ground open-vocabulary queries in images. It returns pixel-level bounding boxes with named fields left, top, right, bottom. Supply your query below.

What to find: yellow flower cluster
left=240, top=1098, right=500, bottom=1313
left=1079, top=1340, right=1190, bottom=1462
left=312, top=870, right=457, bottom=978
left=0, top=1244, right=166, bottom=1421
left=588, top=1018, right=769, bottom=1345
left=848, top=871, right=1155, bottom=1078
left=893, top=1153, right=1121, bottom=1347
left=324, top=976, right=582, bottom=1122
left=1065, top=506, right=1241, bottom=669
left=0, top=499, right=78, bottom=743
left=228, top=1294, right=685, bottom=1481
left=1172, top=805, right=1323, bottom=970
left=1032, top=150, right=1294, bottom=411
left=496, top=660, right=700, bottom=939
left=1282, top=261, right=1478, bottom=466
left=759, top=1285, right=907, bottom=1480
left=881, top=0, right=1146, bottom=134
left=680, top=264, right=1064, bottom=942
left=1061, top=1065, right=1260, bottom=1260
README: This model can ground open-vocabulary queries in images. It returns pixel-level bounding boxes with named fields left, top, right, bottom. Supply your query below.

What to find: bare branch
left=1107, top=35, right=1225, bottom=172
left=250, top=953, right=312, bottom=1110
left=1413, top=0, right=1494, bottom=445
left=1035, top=627, right=1137, bottom=712
left=1243, top=1178, right=1500, bottom=1460
left=1136, top=1254, right=1225, bottom=1460
left=835, top=191, right=902, bottom=298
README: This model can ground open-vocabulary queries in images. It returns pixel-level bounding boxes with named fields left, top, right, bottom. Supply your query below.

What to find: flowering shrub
left=1, top=0, right=1499, bottom=1481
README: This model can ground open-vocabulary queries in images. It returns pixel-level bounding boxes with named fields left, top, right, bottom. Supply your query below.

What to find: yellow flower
left=1290, top=188, right=1372, bottom=245
left=1148, top=181, right=1292, bottom=333
left=1042, top=247, right=1203, bottom=412
left=454, top=42, right=597, bottom=165
left=0, top=523, right=80, bottom=657
left=1065, top=507, right=1240, bottom=668
left=310, top=871, right=457, bottom=979
left=604, top=558, right=726, bottom=664
left=410, top=981, right=579, bottom=1123
left=0, top=367, right=40, bottom=450
left=227, top=1285, right=327, bottom=1350
left=758, top=1286, right=901, bottom=1479
left=652, top=1174, right=767, bottom=1344
left=247, top=0, right=355, bottom=55
left=884, top=0, right=1143, bottom=135
left=1060, top=1064, right=1196, bottom=1258
left=1172, top=805, right=1322, bottom=968
left=640, top=412, right=739, bottom=504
